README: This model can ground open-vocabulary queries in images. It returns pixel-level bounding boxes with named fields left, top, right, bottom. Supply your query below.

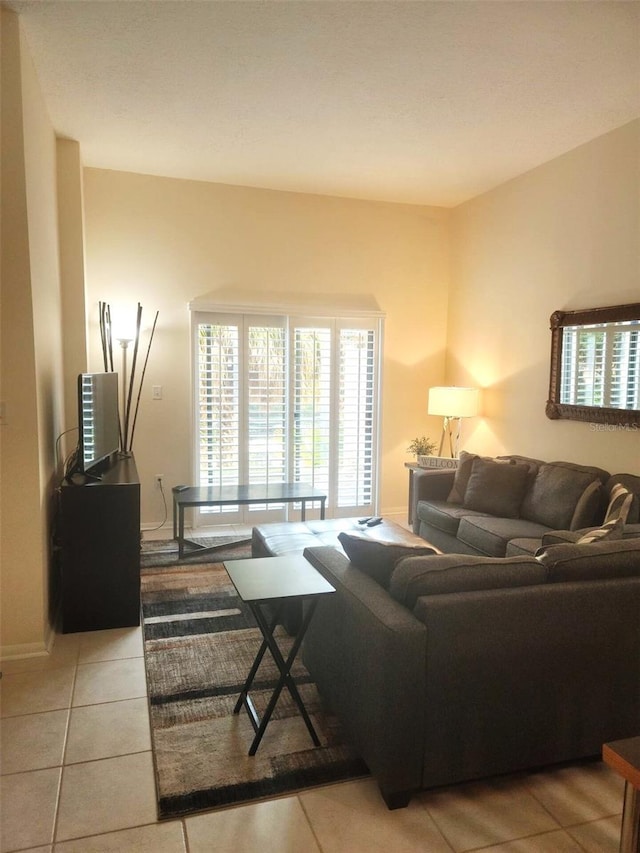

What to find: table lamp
left=428, top=386, right=480, bottom=457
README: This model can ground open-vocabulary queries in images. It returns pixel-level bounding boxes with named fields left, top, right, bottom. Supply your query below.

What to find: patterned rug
left=141, top=560, right=368, bottom=818
left=140, top=536, right=252, bottom=568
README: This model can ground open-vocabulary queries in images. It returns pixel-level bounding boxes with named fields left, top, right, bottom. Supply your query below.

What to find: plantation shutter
left=560, top=321, right=640, bottom=409
left=197, top=319, right=240, bottom=488
left=337, top=326, right=375, bottom=508
left=292, top=323, right=332, bottom=499
left=193, top=309, right=381, bottom=523
left=247, top=320, right=287, bottom=485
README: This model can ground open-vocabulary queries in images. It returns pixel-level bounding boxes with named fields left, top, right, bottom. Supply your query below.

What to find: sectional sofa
left=298, top=454, right=640, bottom=809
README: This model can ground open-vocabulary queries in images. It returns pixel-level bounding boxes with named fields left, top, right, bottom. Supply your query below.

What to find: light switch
left=152, top=385, right=163, bottom=400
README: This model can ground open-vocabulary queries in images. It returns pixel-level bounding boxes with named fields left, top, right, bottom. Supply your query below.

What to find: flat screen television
left=78, top=372, right=120, bottom=474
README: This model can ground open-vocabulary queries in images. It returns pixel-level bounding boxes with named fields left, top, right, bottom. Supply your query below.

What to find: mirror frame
left=546, top=302, right=640, bottom=426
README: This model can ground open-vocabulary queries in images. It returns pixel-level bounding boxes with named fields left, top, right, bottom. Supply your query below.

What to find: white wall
left=82, top=170, right=451, bottom=523
left=448, top=120, right=640, bottom=475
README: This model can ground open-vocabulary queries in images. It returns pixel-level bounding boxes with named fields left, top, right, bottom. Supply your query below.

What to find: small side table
left=224, top=554, right=335, bottom=756
left=603, top=736, right=640, bottom=853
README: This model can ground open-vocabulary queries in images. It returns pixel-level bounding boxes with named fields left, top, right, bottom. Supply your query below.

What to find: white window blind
left=560, top=320, right=640, bottom=409
left=338, top=327, right=375, bottom=508
left=192, top=311, right=381, bottom=522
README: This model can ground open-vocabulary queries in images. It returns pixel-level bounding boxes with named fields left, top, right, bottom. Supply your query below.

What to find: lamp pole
left=118, top=337, right=133, bottom=453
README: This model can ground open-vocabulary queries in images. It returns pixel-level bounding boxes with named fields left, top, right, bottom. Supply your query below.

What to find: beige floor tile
left=467, top=829, right=584, bottom=851
left=54, top=821, right=187, bottom=852
left=0, top=708, right=69, bottom=774
left=73, top=657, right=147, bottom=706
left=185, top=795, right=321, bottom=853
left=300, top=778, right=454, bottom=853
left=78, top=626, right=144, bottom=664
left=524, top=762, right=624, bottom=826
left=0, top=667, right=75, bottom=717
left=566, top=815, right=623, bottom=852
left=0, top=633, right=80, bottom=675
left=0, top=767, right=61, bottom=852
left=422, top=776, right=559, bottom=853
left=65, top=697, right=151, bottom=763
left=56, top=752, right=157, bottom=841
left=12, top=847, right=52, bottom=853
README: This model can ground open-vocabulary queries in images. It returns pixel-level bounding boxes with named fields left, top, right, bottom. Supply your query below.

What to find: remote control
left=366, top=517, right=383, bottom=527
left=358, top=517, right=372, bottom=525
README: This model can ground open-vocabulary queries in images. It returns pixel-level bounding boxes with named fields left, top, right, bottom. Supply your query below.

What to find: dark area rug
left=140, top=536, right=252, bottom=568
left=140, top=560, right=368, bottom=819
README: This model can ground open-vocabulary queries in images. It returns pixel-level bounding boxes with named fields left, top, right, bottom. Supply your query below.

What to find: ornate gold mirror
left=546, top=303, right=640, bottom=425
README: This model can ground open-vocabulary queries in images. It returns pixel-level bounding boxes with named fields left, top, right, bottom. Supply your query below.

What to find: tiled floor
left=0, top=521, right=626, bottom=852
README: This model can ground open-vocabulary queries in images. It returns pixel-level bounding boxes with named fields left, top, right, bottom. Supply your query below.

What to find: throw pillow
left=575, top=518, right=624, bottom=544
left=447, top=451, right=477, bottom=504
left=337, top=531, right=436, bottom=588
left=569, top=479, right=604, bottom=530
left=604, top=482, right=634, bottom=526
left=462, top=457, right=530, bottom=519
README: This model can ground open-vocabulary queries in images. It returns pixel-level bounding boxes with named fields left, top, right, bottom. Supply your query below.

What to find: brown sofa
left=302, top=534, right=640, bottom=808
left=412, top=453, right=640, bottom=556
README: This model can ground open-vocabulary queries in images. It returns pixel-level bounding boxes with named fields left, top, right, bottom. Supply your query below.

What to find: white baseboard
left=1, top=620, right=56, bottom=662
left=381, top=506, right=409, bottom=518
left=140, top=521, right=173, bottom=533
left=1, top=639, right=50, bottom=662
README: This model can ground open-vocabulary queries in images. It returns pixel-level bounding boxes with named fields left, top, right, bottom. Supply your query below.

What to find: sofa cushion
left=519, top=463, right=605, bottom=530
left=505, top=538, right=542, bottom=557
left=535, top=538, right=640, bottom=581
left=337, top=531, right=436, bottom=588
left=463, top=458, right=530, bottom=519
left=457, top=515, right=552, bottom=557
left=416, top=499, right=487, bottom=537
left=389, top=554, right=546, bottom=610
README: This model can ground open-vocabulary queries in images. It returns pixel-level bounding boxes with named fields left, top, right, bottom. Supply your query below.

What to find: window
left=192, top=311, right=381, bottom=523
left=560, top=320, right=639, bottom=409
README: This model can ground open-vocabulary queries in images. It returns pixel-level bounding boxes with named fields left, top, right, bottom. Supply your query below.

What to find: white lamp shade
left=110, top=303, right=138, bottom=343
left=428, top=386, right=479, bottom=418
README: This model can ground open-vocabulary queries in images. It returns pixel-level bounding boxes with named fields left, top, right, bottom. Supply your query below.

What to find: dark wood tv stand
left=58, top=454, right=141, bottom=633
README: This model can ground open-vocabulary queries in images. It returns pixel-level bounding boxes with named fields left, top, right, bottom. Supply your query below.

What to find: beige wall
left=57, top=138, right=89, bottom=443
left=82, top=170, right=451, bottom=523
left=1, top=9, right=65, bottom=656
left=448, top=120, right=640, bottom=475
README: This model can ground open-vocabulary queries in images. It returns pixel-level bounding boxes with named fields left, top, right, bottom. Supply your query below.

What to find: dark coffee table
left=172, top=482, right=327, bottom=559
left=224, top=554, right=335, bottom=755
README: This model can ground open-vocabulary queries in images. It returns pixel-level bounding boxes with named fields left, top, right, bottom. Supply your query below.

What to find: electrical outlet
left=155, top=474, right=164, bottom=487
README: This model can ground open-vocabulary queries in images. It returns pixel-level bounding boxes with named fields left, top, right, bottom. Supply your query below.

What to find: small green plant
left=407, top=436, right=437, bottom=458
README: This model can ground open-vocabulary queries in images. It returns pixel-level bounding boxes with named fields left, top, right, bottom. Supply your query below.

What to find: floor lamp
left=428, top=386, right=480, bottom=458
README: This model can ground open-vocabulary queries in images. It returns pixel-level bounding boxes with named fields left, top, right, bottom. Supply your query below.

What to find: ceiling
left=9, top=0, right=640, bottom=207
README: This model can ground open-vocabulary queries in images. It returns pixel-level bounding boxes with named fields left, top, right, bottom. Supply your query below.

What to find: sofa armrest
left=411, top=469, right=455, bottom=533
left=412, top=579, right=640, bottom=788
left=544, top=524, right=640, bottom=546
left=302, top=546, right=427, bottom=803
left=541, top=529, right=582, bottom=546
